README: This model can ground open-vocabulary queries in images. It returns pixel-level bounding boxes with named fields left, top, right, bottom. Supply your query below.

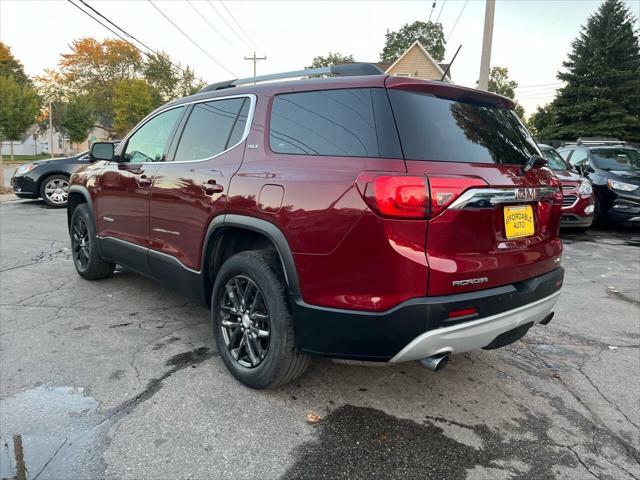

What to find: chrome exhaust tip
left=419, top=353, right=450, bottom=372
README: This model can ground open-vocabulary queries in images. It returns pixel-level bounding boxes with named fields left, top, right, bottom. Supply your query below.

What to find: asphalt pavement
left=1, top=198, right=638, bottom=479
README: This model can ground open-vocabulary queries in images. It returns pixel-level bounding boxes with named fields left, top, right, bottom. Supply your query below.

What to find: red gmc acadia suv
left=68, top=64, right=564, bottom=388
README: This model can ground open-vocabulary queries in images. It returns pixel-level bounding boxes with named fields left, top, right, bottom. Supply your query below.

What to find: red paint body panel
left=149, top=145, right=245, bottom=270
left=404, top=160, right=562, bottom=296
left=95, top=162, right=159, bottom=247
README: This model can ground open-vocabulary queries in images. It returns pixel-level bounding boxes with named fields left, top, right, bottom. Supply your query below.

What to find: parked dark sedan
left=539, top=144, right=594, bottom=230
left=11, top=145, right=118, bottom=207
left=557, top=144, right=640, bottom=225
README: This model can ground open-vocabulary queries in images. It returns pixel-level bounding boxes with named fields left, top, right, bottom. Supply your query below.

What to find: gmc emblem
left=515, top=188, right=536, bottom=201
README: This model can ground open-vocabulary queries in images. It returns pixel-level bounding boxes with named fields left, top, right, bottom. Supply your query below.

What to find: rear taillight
left=356, top=173, right=486, bottom=219
left=357, top=174, right=428, bottom=219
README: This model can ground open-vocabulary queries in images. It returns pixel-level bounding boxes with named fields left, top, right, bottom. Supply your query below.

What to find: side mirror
left=90, top=142, right=114, bottom=162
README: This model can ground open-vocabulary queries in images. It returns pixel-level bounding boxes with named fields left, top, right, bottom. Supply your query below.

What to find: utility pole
left=49, top=100, right=54, bottom=159
left=244, top=51, right=266, bottom=79
left=478, top=0, right=495, bottom=91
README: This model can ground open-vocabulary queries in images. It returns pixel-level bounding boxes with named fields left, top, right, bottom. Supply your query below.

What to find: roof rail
left=577, top=137, right=626, bottom=146
left=199, top=63, right=384, bottom=93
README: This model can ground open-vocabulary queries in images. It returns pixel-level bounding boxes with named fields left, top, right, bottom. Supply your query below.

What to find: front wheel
left=40, top=174, right=70, bottom=207
left=70, top=204, right=115, bottom=280
left=211, top=250, right=310, bottom=389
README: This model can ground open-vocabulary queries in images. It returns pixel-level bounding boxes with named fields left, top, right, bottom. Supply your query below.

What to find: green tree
left=144, top=52, right=205, bottom=107
left=527, top=104, right=558, bottom=139
left=113, top=79, right=154, bottom=136
left=176, top=65, right=206, bottom=97
left=0, top=75, right=40, bottom=161
left=487, top=66, right=526, bottom=118
left=0, top=42, right=31, bottom=86
left=59, top=96, right=96, bottom=150
left=380, top=21, right=445, bottom=64
left=551, top=0, right=640, bottom=141
left=305, top=52, right=355, bottom=69
left=37, top=38, right=143, bottom=129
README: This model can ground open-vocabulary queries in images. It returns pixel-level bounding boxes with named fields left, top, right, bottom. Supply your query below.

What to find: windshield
left=388, top=90, right=540, bottom=164
left=540, top=147, right=568, bottom=171
left=591, top=148, right=640, bottom=171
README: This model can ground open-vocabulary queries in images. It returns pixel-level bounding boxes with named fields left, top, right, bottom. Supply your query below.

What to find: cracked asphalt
left=1, top=198, right=639, bottom=480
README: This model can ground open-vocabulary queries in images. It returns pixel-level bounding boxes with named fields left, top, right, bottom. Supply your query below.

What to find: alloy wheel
left=44, top=178, right=69, bottom=205
left=219, top=275, right=271, bottom=368
left=71, top=215, right=90, bottom=270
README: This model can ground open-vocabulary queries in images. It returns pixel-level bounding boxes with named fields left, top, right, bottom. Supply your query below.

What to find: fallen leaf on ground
left=306, top=412, right=321, bottom=424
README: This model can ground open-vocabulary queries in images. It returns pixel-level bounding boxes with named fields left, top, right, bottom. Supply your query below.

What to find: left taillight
left=357, top=174, right=428, bottom=219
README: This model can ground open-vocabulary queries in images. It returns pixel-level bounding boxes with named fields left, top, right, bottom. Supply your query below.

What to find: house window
left=394, top=73, right=411, bottom=77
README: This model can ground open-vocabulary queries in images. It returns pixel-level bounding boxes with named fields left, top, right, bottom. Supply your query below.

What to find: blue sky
left=1, top=0, right=638, bottom=117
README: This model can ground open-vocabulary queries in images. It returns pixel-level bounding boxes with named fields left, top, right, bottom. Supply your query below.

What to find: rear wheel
left=211, top=250, right=310, bottom=389
left=40, top=174, right=70, bottom=207
left=70, top=204, right=115, bottom=280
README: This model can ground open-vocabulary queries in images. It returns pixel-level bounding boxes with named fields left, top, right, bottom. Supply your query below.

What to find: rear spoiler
left=385, top=76, right=515, bottom=110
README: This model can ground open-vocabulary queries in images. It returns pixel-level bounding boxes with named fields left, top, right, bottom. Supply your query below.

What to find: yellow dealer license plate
left=504, top=205, right=535, bottom=239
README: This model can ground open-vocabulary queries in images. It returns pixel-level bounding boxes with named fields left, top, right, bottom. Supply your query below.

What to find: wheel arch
left=67, top=185, right=95, bottom=231
left=202, top=215, right=300, bottom=305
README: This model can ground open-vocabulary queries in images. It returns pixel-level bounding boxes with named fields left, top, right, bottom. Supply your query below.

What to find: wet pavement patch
left=0, top=386, right=102, bottom=480
left=282, top=405, right=575, bottom=480
left=0, top=348, right=216, bottom=479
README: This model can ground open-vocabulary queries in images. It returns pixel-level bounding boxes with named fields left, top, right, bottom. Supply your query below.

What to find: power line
left=67, top=0, right=146, bottom=56
left=147, top=0, right=236, bottom=77
left=516, top=82, right=563, bottom=89
left=218, top=0, right=265, bottom=56
left=76, top=0, right=205, bottom=84
left=186, top=0, right=243, bottom=56
left=435, top=0, right=446, bottom=23
left=446, top=0, right=468, bottom=42
left=205, top=0, right=254, bottom=53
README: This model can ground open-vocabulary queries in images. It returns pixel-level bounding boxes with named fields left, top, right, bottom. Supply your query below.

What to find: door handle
left=137, top=175, right=153, bottom=188
left=202, top=179, right=224, bottom=195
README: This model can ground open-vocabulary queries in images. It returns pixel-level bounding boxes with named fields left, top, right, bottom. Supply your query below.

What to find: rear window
left=388, top=90, right=539, bottom=164
left=269, top=88, right=402, bottom=158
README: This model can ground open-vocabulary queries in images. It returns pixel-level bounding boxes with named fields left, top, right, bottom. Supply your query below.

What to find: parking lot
left=0, top=198, right=638, bottom=479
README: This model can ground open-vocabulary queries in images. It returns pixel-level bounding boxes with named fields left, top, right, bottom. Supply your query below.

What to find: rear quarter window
left=269, top=88, right=401, bottom=158
left=388, top=89, right=539, bottom=164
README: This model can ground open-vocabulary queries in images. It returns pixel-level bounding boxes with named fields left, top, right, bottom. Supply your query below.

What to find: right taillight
left=356, top=173, right=486, bottom=219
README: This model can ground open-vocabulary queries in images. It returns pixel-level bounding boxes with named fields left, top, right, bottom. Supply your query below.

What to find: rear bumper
left=390, top=291, right=559, bottom=363
left=292, top=267, right=564, bottom=361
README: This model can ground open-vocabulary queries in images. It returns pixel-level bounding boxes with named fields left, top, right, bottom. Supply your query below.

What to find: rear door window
left=388, top=89, right=539, bottom=164
left=174, top=97, right=248, bottom=162
left=269, top=88, right=401, bottom=158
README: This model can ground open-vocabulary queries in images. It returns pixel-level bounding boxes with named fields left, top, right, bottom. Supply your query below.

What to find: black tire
left=592, top=192, right=609, bottom=227
left=40, top=174, right=70, bottom=208
left=211, top=250, right=310, bottom=389
left=70, top=204, right=115, bottom=280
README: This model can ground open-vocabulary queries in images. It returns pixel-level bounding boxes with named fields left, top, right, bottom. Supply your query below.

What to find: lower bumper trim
left=389, top=291, right=561, bottom=363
